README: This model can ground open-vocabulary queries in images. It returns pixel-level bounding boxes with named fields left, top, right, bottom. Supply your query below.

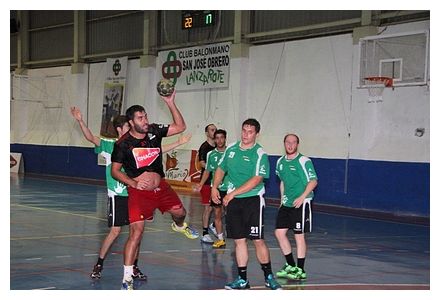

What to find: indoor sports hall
left=10, top=10, right=430, bottom=291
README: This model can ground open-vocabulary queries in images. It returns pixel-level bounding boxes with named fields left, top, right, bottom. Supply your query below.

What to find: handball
left=156, top=79, right=175, bottom=97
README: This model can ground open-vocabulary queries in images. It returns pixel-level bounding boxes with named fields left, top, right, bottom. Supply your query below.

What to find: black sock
left=133, top=259, right=138, bottom=267
left=260, top=262, right=273, bottom=279
left=238, top=266, right=247, bottom=281
left=97, top=257, right=104, bottom=266
left=203, top=227, right=209, bottom=236
left=285, top=253, right=296, bottom=267
left=297, top=257, right=306, bottom=271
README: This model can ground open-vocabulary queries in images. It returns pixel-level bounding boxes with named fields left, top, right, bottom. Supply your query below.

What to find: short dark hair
left=125, top=105, right=145, bottom=121
left=284, top=133, right=300, bottom=144
left=214, top=129, right=227, bottom=138
left=205, top=123, right=216, bottom=132
left=113, top=115, right=129, bottom=131
left=242, top=118, right=260, bottom=133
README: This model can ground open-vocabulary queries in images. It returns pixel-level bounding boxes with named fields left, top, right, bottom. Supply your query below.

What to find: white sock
left=123, top=265, right=133, bottom=282
left=174, top=222, right=186, bottom=230
left=218, top=233, right=224, bottom=240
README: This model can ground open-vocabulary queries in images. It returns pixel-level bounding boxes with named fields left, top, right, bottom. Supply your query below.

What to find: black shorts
left=275, top=199, right=312, bottom=233
left=210, top=190, right=226, bottom=207
left=107, top=195, right=130, bottom=227
left=225, top=195, right=265, bottom=240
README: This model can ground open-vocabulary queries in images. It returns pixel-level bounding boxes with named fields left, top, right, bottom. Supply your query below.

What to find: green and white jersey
left=205, top=148, right=226, bottom=191
left=95, top=138, right=128, bottom=197
left=218, top=141, right=269, bottom=198
left=276, top=153, right=317, bottom=207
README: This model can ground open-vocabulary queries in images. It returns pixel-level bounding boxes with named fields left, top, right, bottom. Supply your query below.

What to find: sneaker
left=132, top=265, right=147, bottom=281
left=90, top=264, right=102, bottom=279
left=209, top=223, right=218, bottom=237
left=171, top=222, right=199, bottom=239
left=286, top=267, right=307, bottom=280
left=276, top=263, right=295, bottom=279
left=212, top=239, right=226, bottom=248
left=265, top=274, right=282, bottom=290
left=225, top=276, right=250, bottom=290
left=121, top=278, right=134, bottom=290
left=201, top=234, right=214, bottom=243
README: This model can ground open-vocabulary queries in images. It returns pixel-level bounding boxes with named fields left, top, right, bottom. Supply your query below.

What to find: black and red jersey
left=111, top=123, right=169, bottom=178
left=198, top=141, right=215, bottom=185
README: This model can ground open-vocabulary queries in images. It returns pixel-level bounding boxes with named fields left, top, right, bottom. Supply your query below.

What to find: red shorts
left=127, top=179, right=183, bottom=223
left=200, top=185, right=211, bottom=205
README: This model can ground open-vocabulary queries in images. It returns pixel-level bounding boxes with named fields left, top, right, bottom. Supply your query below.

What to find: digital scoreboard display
left=182, top=11, right=216, bottom=30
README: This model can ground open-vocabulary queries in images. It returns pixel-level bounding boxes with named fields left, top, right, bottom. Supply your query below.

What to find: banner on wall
left=100, top=57, right=128, bottom=138
left=158, top=42, right=231, bottom=91
left=163, top=149, right=203, bottom=190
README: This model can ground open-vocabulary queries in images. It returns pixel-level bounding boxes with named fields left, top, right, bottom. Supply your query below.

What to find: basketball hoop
left=364, top=76, right=393, bottom=103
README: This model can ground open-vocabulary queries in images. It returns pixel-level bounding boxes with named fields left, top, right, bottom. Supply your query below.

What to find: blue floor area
left=10, top=174, right=429, bottom=290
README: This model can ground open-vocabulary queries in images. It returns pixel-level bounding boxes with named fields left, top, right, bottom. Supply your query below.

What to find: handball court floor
left=10, top=174, right=429, bottom=291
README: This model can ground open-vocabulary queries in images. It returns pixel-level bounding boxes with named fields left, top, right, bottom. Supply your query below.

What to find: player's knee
left=170, top=206, right=186, bottom=218
left=110, top=226, right=122, bottom=236
left=274, top=229, right=284, bottom=239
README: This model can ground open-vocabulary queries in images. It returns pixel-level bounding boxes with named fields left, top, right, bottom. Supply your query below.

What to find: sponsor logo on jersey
left=308, top=168, right=316, bottom=178
left=228, top=151, right=235, bottom=158
left=259, top=164, right=266, bottom=175
left=132, top=148, right=160, bottom=169
left=243, top=155, right=250, bottom=162
left=289, top=165, right=296, bottom=171
left=148, top=133, right=156, bottom=140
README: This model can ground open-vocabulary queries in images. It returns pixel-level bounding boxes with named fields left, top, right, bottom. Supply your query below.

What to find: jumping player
left=111, top=91, right=199, bottom=290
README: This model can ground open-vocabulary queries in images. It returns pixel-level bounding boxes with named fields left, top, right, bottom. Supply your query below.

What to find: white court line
left=25, top=257, right=42, bottom=261
left=343, top=248, right=358, bottom=251
left=139, top=250, right=153, bottom=254
left=165, top=250, right=180, bottom=253
left=83, top=253, right=98, bottom=257
left=55, top=255, right=71, bottom=258
left=33, top=287, right=56, bottom=290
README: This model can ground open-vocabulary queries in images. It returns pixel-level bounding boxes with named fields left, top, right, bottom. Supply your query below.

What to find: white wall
left=10, top=20, right=429, bottom=163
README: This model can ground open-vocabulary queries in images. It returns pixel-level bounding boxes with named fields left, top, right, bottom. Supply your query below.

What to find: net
left=364, top=76, right=393, bottom=103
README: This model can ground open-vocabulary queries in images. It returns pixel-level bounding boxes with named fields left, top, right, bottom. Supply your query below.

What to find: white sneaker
left=208, top=223, right=218, bottom=238
left=201, top=234, right=214, bottom=243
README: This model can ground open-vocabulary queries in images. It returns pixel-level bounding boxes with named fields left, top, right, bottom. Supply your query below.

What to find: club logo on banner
left=159, top=42, right=231, bottom=91
left=100, top=57, right=128, bottom=138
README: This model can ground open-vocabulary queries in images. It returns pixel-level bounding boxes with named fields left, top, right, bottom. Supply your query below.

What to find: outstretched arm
left=160, top=90, right=186, bottom=136
left=70, top=106, right=101, bottom=146
left=162, top=133, right=192, bottom=153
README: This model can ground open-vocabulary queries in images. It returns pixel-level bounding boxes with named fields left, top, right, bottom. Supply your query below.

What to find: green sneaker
left=225, top=276, right=250, bottom=289
left=171, top=222, right=199, bottom=239
left=276, top=263, right=296, bottom=278
left=265, top=274, right=282, bottom=290
left=286, top=267, right=307, bottom=280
